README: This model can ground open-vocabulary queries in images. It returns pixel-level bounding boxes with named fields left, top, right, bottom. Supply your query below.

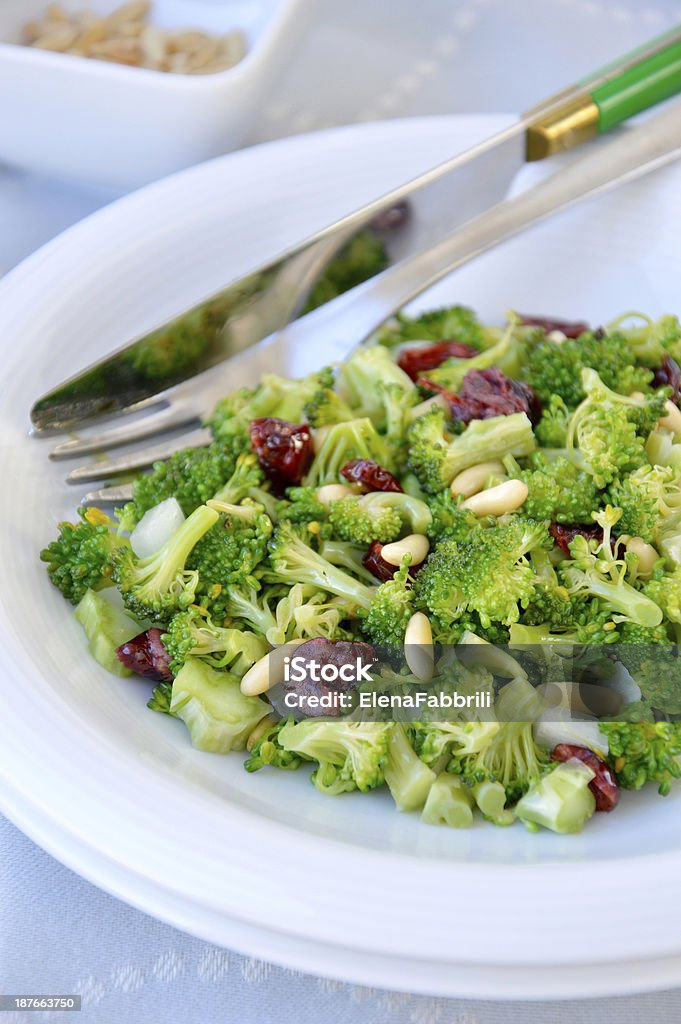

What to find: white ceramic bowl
left=0, top=0, right=309, bottom=188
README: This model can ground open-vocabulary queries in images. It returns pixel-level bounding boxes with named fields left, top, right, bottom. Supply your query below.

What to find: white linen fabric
left=2, top=0, right=680, bottom=1019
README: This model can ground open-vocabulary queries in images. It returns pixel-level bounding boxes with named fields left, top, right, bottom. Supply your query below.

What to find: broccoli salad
left=40, top=304, right=681, bottom=835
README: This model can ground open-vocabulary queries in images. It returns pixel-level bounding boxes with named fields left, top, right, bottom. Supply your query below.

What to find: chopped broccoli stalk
left=515, top=761, right=596, bottom=834
left=170, top=659, right=270, bottom=753
left=278, top=719, right=390, bottom=795
left=361, top=557, right=415, bottom=645
left=306, top=418, right=395, bottom=487
left=383, top=723, right=437, bottom=811
left=162, top=607, right=267, bottom=676
left=41, top=507, right=129, bottom=604
left=599, top=721, right=681, bottom=794
left=415, top=517, right=550, bottom=628
left=113, top=504, right=219, bottom=622
left=267, top=523, right=376, bottom=612
left=471, top=780, right=515, bottom=826
left=407, top=409, right=536, bottom=493
left=421, top=772, right=475, bottom=828
left=74, top=588, right=143, bottom=677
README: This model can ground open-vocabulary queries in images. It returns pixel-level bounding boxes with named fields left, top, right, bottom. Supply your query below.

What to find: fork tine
left=49, top=399, right=204, bottom=459
left=81, top=484, right=134, bottom=505
left=65, top=427, right=213, bottom=483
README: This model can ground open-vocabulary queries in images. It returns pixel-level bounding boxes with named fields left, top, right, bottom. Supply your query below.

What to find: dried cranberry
left=362, top=540, right=424, bottom=581
left=418, top=367, right=541, bottom=425
left=549, top=522, right=604, bottom=557
left=397, top=340, right=477, bottom=381
left=369, top=200, right=411, bottom=233
left=280, top=638, right=378, bottom=717
left=341, top=459, right=403, bottom=493
left=551, top=743, right=620, bottom=812
left=652, top=355, right=681, bottom=405
left=116, top=628, right=173, bottom=682
left=250, top=417, right=314, bottom=492
left=518, top=314, right=590, bottom=339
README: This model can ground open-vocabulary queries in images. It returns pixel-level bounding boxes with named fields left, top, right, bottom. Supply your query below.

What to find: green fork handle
left=527, top=26, right=681, bottom=159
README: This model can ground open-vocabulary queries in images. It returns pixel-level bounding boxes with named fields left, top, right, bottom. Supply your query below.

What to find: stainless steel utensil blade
left=29, top=123, right=526, bottom=433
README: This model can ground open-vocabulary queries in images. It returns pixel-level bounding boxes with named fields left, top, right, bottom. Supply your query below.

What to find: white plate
left=2, top=115, right=681, bottom=1000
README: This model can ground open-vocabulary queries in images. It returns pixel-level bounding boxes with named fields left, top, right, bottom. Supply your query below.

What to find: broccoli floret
left=120, top=437, right=247, bottom=526
left=328, top=494, right=402, bottom=544
left=187, top=507, right=273, bottom=620
left=328, top=491, right=432, bottom=545
left=303, top=384, right=356, bottom=428
left=360, top=557, right=415, bottom=645
left=613, top=312, right=681, bottom=366
left=276, top=486, right=328, bottom=527
left=266, top=523, right=376, bottom=613
left=375, top=304, right=485, bottom=349
left=415, top=517, right=550, bottom=628
left=509, top=453, right=601, bottom=524
left=524, top=329, right=652, bottom=407
left=113, top=504, right=219, bottom=622
left=266, top=583, right=351, bottom=645
left=424, top=491, right=480, bottom=543
left=306, top=418, right=395, bottom=487
left=278, top=719, right=390, bottom=795
left=534, top=394, right=571, bottom=448
left=519, top=579, right=575, bottom=629
left=641, top=566, right=681, bottom=624
left=413, top=720, right=500, bottom=770
left=559, top=506, right=663, bottom=628
left=515, top=761, right=596, bottom=833
left=148, top=680, right=173, bottom=714
left=406, top=408, right=536, bottom=494
left=224, top=582, right=278, bottom=638
left=211, top=452, right=265, bottom=505
left=599, top=721, right=681, bottom=794
left=208, top=369, right=333, bottom=440
left=40, top=507, right=129, bottom=604
left=384, top=723, right=437, bottom=812
left=608, top=465, right=681, bottom=543
left=302, top=230, right=388, bottom=313
left=421, top=324, right=527, bottom=391
left=566, top=368, right=666, bottom=487
left=244, top=718, right=303, bottom=772
left=336, top=345, right=415, bottom=425
left=162, top=607, right=267, bottom=676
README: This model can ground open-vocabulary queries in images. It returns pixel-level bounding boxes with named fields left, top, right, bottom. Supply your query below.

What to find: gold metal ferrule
left=526, top=92, right=600, bottom=161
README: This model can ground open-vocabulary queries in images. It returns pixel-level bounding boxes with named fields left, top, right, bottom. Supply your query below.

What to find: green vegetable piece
left=384, top=724, right=437, bottom=812
left=74, top=588, right=143, bottom=677
left=472, top=780, right=515, bottom=826
left=515, top=761, right=596, bottom=834
left=170, top=659, right=269, bottom=753
left=421, top=773, right=474, bottom=828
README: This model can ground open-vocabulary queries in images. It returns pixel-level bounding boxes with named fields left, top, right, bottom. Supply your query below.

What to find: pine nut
left=626, top=536, right=659, bottom=576
left=461, top=479, right=528, bottom=517
left=246, top=714, right=278, bottom=752
left=404, top=612, right=434, bottom=681
left=450, top=461, right=505, bottom=498
left=658, top=399, right=681, bottom=437
left=381, top=533, right=430, bottom=567
left=629, top=391, right=645, bottom=401
left=240, top=639, right=306, bottom=696
left=547, top=330, right=567, bottom=343
left=316, top=483, right=353, bottom=508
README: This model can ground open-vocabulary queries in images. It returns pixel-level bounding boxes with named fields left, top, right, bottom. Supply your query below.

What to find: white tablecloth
left=3, top=1, right=681, bottom=1019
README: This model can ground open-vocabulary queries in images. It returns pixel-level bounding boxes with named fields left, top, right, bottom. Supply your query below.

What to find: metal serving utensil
left=65, top=96, right=681, bottom=504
